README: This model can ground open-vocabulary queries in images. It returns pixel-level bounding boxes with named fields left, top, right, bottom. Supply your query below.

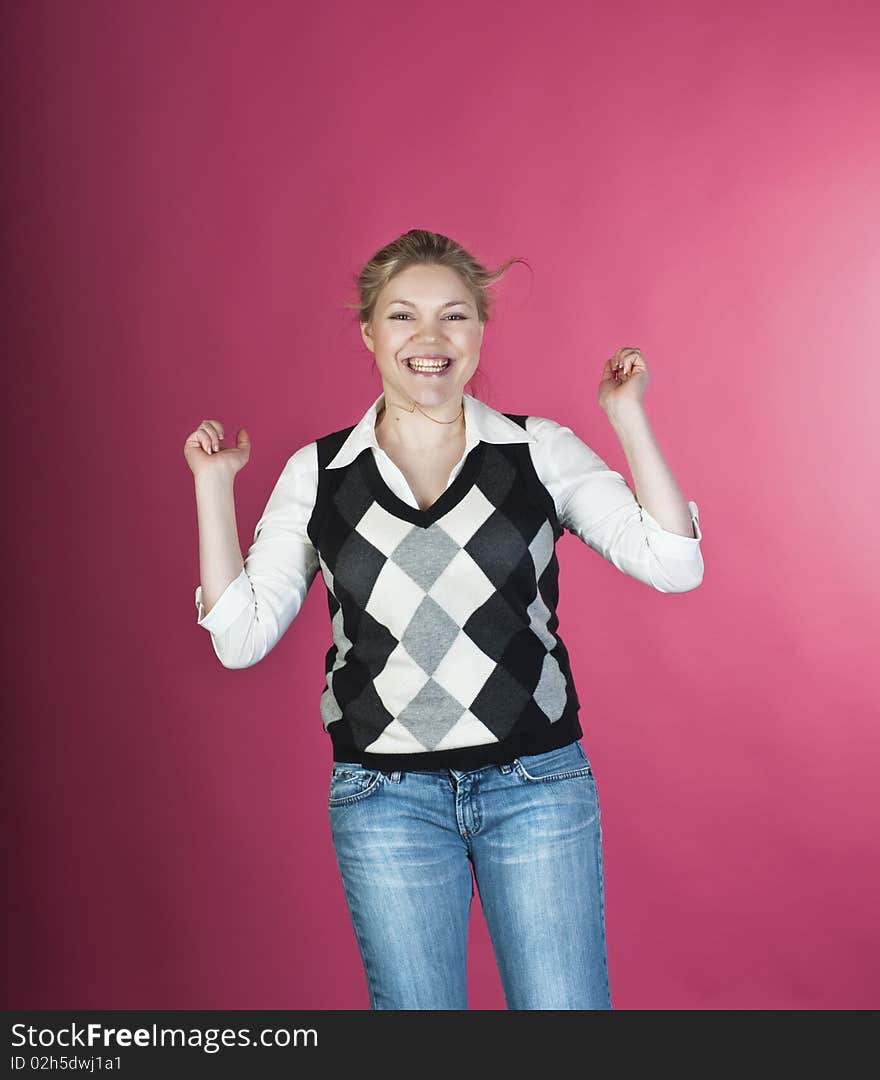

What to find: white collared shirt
left=195, top=392, right=704, bottom=668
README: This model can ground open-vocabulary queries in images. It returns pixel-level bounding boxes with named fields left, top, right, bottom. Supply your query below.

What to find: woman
left=184, top=228, right=704, bottom=1010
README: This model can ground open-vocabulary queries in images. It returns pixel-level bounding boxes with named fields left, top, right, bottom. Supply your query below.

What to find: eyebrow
left=385, top=298, right=472, bottom=309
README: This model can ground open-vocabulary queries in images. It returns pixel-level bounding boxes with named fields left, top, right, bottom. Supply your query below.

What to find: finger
left=620, top=349, right=641, bottom=375
left=200, top=419, right=224, bottom=439
left=199, top=421, right=224, bottom=453
left=186, top=431, right=212, bottom=454
left=184, top=433, right=208, bottom=452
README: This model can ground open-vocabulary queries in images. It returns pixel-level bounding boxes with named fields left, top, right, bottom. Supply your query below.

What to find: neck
left=376, top=392, right=466, bottom=451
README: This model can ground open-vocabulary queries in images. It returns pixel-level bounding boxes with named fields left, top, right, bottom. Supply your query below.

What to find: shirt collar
left=326, top=391, right=535, bottom=470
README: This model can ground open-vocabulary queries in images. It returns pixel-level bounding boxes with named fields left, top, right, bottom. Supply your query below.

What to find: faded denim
left=328, top=739, right=612, bottom=1010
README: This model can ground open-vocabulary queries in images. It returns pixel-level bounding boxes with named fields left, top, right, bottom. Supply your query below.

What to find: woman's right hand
left=183, top=420, right=251, bottom=480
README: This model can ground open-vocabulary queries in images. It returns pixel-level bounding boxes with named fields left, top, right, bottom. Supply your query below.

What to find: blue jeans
left=328, top=739, right=612, bottom=1009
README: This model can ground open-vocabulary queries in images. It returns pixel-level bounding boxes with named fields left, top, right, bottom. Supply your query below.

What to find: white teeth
left=407, top=357, right=450, bottom=371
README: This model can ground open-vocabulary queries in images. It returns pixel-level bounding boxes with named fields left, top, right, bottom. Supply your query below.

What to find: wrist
left=604, top=400, right=647, bottom=431
left=194, top=468, right=236, bottom=494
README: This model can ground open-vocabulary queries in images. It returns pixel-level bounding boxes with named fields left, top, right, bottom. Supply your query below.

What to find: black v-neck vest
left=306, top=414, right=583, bottom=771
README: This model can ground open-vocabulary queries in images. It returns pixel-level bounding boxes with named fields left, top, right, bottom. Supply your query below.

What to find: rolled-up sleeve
left=526, top=416, right=704, bottom=593
left=193, top=441, right=321, bottom=667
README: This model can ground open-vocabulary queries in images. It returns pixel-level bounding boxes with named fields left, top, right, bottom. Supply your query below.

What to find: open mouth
left=404, top=356, right=453, bottom=375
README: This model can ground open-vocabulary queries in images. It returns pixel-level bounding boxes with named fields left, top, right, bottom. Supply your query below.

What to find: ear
left=360, top=321, right=374, bottom=353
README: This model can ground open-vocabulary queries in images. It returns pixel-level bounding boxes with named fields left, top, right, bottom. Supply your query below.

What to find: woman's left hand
left=597, top=347, right=650, bottom=415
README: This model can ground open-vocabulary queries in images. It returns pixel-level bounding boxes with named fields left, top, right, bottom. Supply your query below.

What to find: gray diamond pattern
left=392, top=525, right=461, bottom=591
left=398, top=678, right=470, bottom=746
left=400, top=596, right=461, bottom=676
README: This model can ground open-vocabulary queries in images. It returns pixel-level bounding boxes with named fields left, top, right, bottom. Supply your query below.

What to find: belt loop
left=389, top=769, right=402, bottom=783
left=499, top=762, right=514, bottom=774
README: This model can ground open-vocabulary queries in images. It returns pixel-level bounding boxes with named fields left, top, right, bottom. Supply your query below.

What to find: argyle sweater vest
left=306, top=415, right=583, bottom=771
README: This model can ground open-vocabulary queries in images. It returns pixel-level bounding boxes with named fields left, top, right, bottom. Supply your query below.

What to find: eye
left=388, top=313, right=467, bottom=320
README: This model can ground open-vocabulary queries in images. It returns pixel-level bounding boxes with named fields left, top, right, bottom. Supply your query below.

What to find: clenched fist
left=183, top=420, right=251, bottom=481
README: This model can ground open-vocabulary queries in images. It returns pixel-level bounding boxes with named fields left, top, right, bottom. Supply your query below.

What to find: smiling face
left=360, top=263, right=484, bottom=411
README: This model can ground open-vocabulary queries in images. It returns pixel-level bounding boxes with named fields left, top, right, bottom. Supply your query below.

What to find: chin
left=410, top=382, right=463, bottom=400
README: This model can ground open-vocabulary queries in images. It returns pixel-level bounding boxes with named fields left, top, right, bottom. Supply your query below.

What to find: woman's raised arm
left=185, top=422, right=320, bottom=668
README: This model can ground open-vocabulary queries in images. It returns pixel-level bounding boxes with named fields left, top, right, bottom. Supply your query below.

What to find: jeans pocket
left=328, top=761, right=384, bottom=807
left=514, top=740, right=594, bottom=783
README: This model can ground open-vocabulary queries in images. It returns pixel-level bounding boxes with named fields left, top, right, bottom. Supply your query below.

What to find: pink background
left=4, top=0, right=878, bottom=1010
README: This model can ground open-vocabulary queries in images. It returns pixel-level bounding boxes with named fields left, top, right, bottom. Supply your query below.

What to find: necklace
left=382, top=397, right=464, bottom=424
